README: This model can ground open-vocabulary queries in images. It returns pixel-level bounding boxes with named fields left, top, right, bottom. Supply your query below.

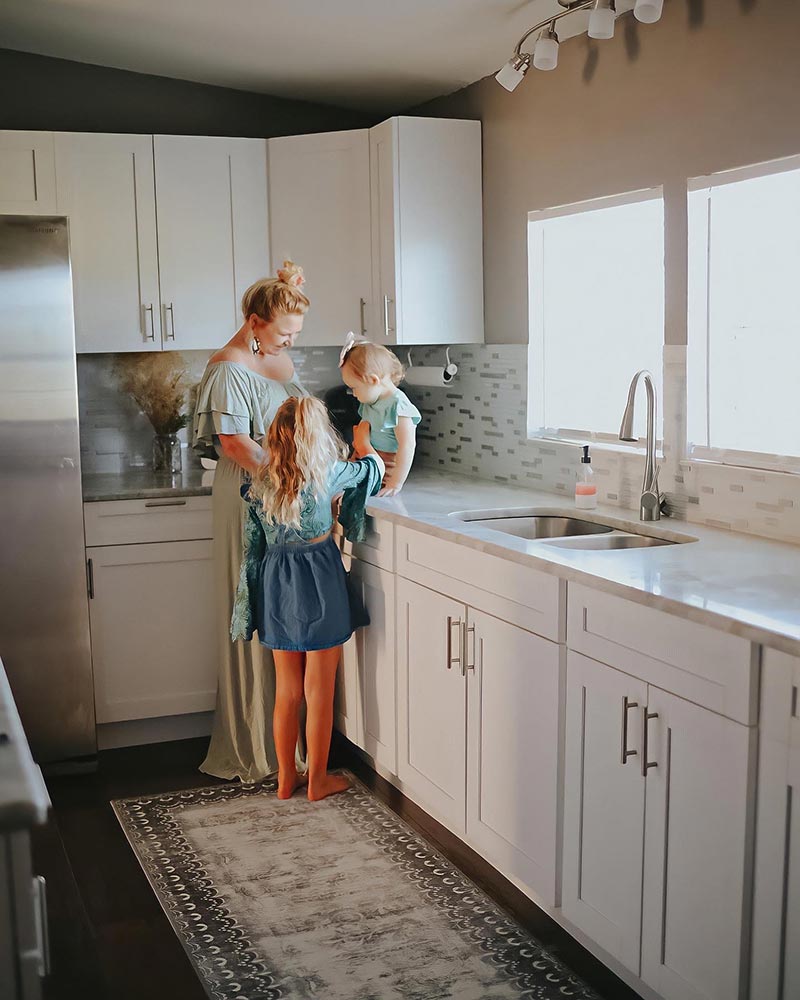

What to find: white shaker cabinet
left=268, top=130, right=371, bottom=345
left=466, top=609, right=562, bottom=904
left=396, top=576, right=468, bottom=833
left=751, top=649, right=800, bottom=1000
left=562, top=651, right=648, bottom=974
left=354, top=559, right=397, bottom=773
left=0, top=131, right=56, bottom=214
left=370, top=116, right=484, bottom=345
left=563, top=648, right=754, bottom=1000
left=54, top=132, right=162, bottom=353
left=153, top=135, right=269, bottom=350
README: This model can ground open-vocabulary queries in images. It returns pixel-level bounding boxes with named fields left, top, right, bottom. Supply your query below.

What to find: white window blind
left=688, top=156, right=800, bottom=472
left=527, top=189, right=665, bottom=443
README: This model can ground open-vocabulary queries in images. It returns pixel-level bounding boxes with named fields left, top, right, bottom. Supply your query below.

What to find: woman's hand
left=352, top=420, right=372, bottom=457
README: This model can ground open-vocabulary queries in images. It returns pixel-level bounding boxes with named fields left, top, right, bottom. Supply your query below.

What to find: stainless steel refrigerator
left=0, top=216, right=96, bottom=764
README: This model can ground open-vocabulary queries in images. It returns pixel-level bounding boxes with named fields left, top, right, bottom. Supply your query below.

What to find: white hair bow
left=339, top=331, right=358, bottom=368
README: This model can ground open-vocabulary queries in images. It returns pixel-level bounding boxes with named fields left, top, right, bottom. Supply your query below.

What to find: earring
left=251, top=336, right=261, bottom=356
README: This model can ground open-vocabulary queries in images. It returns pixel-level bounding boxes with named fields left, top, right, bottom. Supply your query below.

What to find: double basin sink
left=450, top=508, right=697, bottom=550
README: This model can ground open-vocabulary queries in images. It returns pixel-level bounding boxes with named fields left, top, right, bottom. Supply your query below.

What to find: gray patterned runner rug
left=112, top=773, right=599, bottom=1000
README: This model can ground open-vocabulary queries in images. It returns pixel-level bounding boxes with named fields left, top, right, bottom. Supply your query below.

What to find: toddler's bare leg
left=272, top=650, right=307, bottom=799
left=304, top=646, right=350, bottom=801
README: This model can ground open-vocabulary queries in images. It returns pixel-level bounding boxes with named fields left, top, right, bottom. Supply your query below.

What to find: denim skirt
left=255, top=534, right=369, bottom=652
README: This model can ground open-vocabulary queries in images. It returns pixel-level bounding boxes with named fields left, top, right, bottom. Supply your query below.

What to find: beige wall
left=416, top=0, right=800, bottom=345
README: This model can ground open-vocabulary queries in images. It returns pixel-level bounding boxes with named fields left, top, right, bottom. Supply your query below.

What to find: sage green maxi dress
left=193, top=361, right=306, bottom=781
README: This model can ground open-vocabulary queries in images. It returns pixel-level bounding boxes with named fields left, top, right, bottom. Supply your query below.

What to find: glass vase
left=152, top=433, right=182, bottom=474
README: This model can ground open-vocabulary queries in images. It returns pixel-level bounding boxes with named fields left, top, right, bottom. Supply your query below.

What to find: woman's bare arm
left=218, top=433, right=267, bottom=476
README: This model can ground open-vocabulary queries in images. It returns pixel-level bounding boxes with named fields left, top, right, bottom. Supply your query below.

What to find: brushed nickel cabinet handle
left=642, top=707, right=659, bottom=776
left=164, top=302, right=176, bottom=341
left=143, top=303, right=156, bottom=341
left=86, top=558, right=94, bottom=600
left=359, top=297, right=367, bottom=335
left=383, top=294, right=394, bottom=338
left=621, top=696, right=639, bottom=764
left=463, top=622, right=476, bottom=675
left=144, top=498, right=187, bottom=507
left=446, top=615, right=462, bottom=672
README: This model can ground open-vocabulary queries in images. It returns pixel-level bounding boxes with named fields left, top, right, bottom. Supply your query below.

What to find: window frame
left=526, top=186, right=666, bottom=450
left=687, top=153, right=800, bottom=475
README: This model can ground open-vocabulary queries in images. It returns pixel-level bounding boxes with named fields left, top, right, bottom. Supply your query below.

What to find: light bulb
left=533, top=26, right=559, bottom=71
left=588, top=0, right=616, bottom=39
left=634, top=0, right=664, bottom=23
left=495, top=53, right=531, bottom=92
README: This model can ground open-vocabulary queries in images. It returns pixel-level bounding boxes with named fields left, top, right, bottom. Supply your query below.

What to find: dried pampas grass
left=113, top=353, right=191, bottom=435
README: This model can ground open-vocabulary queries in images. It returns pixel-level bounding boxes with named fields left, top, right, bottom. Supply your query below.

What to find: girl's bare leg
left=272, top=650, right=308, bottom=799
left=304, top=645, right=350, bottom=801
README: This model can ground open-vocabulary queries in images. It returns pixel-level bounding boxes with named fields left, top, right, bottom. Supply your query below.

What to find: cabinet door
left=396, top=576, right=466, bottom=833
left=369, top=118, right=398, bottom=344
left=641, top=687, right=755, bottom=1000
left=466, top=610, right=561, bottom=903
left=334, top=553, right=362, bottom=747
left=154, top=136, right=268, bottom=350
left=562, top=651, right=647, bottom=975
left=88, top=540, right=217, bottom=723
left=355, top=560, right=396, bottom=773
left=0, top=131, right=56, bottom=214
left=268, top=130, right=371, bottom=345
left=55, top=132, right=162, bottom=353
left=751, top=650, right=800, bottom=1000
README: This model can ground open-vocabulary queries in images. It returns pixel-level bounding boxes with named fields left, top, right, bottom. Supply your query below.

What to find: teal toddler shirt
left=358, top=388, right=421, bottom=453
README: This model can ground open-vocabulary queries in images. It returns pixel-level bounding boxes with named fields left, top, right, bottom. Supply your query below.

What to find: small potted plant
left=113, top=353, right=191, bottom=474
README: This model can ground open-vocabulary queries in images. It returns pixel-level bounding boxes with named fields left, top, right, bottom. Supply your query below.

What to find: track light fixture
left=496, top=0, right=661, bottom=92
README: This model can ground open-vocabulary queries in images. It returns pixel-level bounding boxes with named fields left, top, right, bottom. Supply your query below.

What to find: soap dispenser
left=575, top=445, right=598, bottom=509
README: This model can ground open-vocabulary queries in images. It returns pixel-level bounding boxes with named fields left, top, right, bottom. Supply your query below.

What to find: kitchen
left=1, top=1, right=798, bottom=998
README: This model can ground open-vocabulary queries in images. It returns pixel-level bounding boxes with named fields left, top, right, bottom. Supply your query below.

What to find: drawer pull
left=642, top=707, right=659, bottom=776
left=144, top=499, right=187, bottom=508
left=621, top=696, right=639, bottom=764
left=446, top=615, right=462, bottom=672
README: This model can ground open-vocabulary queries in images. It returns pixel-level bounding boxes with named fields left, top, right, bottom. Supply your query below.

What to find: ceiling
left=0, top=0, right=625, bottom=113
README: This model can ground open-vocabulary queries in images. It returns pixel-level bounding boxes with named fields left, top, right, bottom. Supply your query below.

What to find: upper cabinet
left=54, top=133, right=162, bottom=353
left=268, top=129, right=372, bottom=346
left=0, top=131, right=57, bottom=215
left=269, top=116, right=485, bottom=346
left=53, top=133, right=268, bottom=353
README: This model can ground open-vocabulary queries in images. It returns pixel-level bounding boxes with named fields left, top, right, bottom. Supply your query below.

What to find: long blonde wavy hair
left=251, top=396, right=347, bottom=529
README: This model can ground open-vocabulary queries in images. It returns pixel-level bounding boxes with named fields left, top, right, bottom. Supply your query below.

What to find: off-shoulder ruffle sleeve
left=192, top=363, right=253, bottom=450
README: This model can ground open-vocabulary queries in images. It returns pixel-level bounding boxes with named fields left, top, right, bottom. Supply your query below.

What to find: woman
left=193, top=261, right=309, bottom=781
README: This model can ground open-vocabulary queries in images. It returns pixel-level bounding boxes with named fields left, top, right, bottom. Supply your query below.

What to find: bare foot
left=277, top=770, right=309, bottom=800
left=307, top=772, right=351, bottom=802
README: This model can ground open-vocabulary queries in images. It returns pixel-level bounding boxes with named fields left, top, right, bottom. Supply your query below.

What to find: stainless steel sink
left=545, top=534, right=676, bottom=550
left=453, top=512, right=614, bottom=540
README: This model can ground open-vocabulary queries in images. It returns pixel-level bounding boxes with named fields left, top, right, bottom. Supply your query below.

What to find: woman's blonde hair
left=342, top=341, right=404, bottom=386
left=241, top=260, right=310, bottom=322
left=252, top=396, right=346, bottom=529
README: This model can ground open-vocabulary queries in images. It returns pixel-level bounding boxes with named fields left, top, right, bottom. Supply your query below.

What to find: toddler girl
left=232, top=395, right=384, bottom=801
left=339, top=335, right=421, bottom=496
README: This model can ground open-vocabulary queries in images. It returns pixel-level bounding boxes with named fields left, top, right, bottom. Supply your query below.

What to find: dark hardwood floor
left=32, top=735, right=643, bottom=1000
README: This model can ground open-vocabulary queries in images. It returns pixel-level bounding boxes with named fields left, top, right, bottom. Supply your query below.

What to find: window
left=527, top=189, right=665, bottom=443
left=688, top=156, right=800, bottom=472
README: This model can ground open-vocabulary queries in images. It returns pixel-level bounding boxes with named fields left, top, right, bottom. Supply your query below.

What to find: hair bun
left=276, top=260, right=305, bottom=289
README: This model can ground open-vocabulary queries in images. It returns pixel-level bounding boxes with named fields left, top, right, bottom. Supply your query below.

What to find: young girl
left=232, top=396, right=383, bottom=801
left=339, top=336, right=421, bottom=496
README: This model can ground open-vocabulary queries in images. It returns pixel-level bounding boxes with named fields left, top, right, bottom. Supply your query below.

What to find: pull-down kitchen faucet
left=619, top=370, right=664, bottom=522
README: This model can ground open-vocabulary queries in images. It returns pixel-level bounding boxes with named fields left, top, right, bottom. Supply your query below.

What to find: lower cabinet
left=563, top=650, right=754, bottom=1000
left=87, top=540, right=217, bottom=723
left=750, top=649, right=800, bottom=1000
left=397, top=576, right=561, bottom=903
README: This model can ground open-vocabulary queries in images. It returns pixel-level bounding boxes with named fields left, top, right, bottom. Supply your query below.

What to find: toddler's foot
left=307, top=772, right=351, bottom=802
left=277, top=769, right=308, bottom=800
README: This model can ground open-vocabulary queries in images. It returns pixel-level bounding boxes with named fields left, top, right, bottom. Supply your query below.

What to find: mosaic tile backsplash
left=78, top=343, right=800, bottom=544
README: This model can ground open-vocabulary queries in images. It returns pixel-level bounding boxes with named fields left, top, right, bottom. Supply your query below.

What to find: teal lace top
left=192, top=361, right=306, bottom=454
left=231, top=455, right=384, bottom=642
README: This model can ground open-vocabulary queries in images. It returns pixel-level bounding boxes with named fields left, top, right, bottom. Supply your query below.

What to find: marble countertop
left=366, top=469, right=800, bottom=657
left=82, top=465, right=213, bottom=502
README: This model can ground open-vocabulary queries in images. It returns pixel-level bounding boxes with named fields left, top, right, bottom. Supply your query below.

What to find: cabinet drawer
left=84, top=496, right=213, bottom=546
left=567, top=583, right=757, bottom=724
left=396, top=526, right=563, bottom=641
left=335, top=516, right=394, bottom=571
